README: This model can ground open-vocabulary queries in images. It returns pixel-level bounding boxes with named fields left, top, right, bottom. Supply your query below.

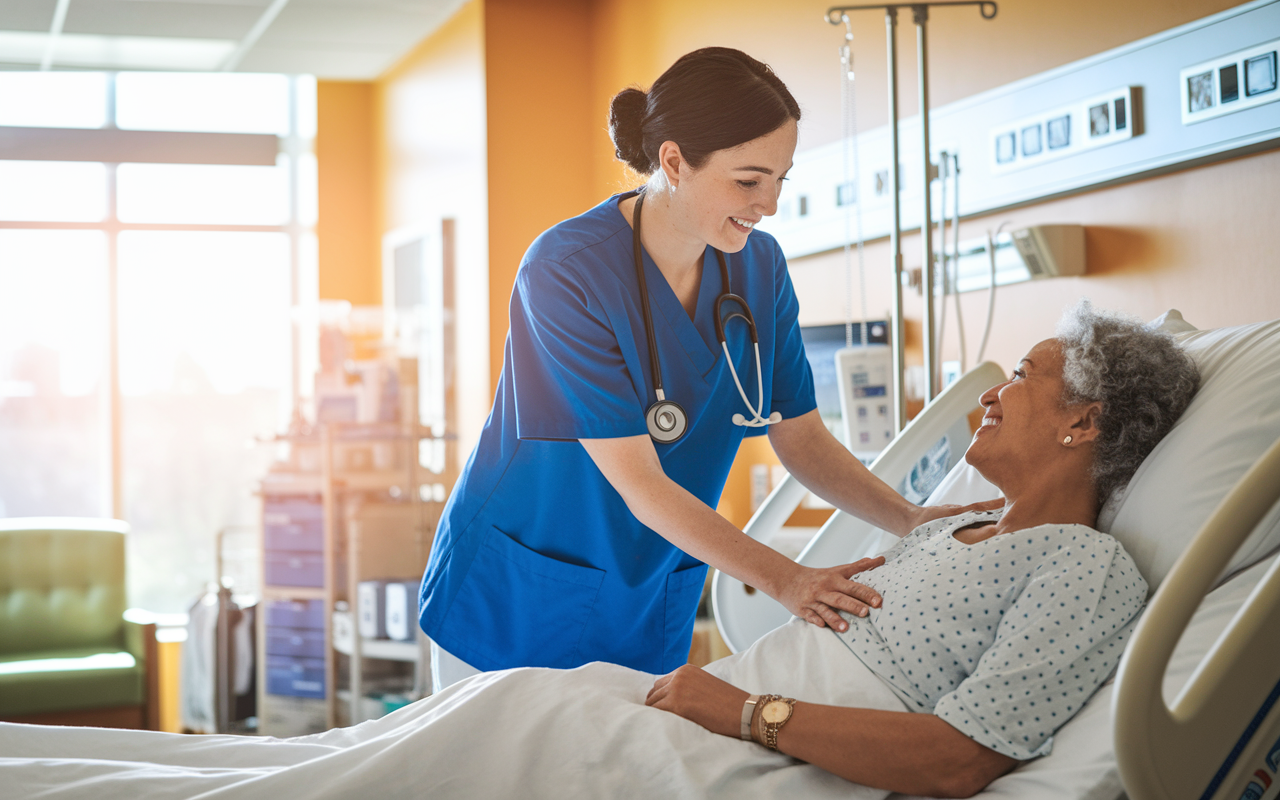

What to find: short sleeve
left=932, top=539, right=1148, bottom=760
left=746, top=245, right=816, bottom=437
left=508, top=260, right=648, bottom=441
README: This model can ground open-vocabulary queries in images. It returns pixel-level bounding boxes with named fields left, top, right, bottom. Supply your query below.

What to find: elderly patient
left=645, top=300, right=1199, bottom=797
left=0, top=302, right=1198, bottom=800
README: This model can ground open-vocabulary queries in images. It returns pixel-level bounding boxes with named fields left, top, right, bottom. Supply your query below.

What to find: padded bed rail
left=1115, top=435, right=1280, bottom=800
left=712, top=361, right=1006, bottom=654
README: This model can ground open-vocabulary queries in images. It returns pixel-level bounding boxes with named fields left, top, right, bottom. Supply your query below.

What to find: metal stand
left=827, top=1, right=996, bottom=424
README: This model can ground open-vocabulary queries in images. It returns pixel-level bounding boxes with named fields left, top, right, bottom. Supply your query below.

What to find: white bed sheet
left=0, top=617, right=908, bottom=800
left=7, top=553, right=1271, bottom=800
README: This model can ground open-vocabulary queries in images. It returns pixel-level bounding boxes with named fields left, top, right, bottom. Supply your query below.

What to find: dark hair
left=608, top=47, right=801, bottom=175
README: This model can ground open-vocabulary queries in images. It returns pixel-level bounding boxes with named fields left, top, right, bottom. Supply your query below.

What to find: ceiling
left=0, top=0, right=468, bottom=78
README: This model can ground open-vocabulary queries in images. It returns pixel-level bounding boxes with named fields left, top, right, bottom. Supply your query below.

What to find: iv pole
left=825, top=1, right=996, bottom=431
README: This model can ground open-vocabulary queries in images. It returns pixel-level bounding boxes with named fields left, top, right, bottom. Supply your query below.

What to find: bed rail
left=1114, top=435, right=1280, bottom=800
left=712, top=360, right=1006, bottom=653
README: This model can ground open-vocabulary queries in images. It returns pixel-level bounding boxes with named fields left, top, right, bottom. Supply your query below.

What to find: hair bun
left=608, top=87, right=652, bottom=174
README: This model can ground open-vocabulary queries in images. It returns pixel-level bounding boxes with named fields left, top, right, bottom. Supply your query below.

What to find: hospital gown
left=834, top=509, right=1147, bottom=761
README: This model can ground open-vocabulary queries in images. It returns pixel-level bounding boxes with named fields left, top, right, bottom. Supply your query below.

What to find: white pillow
left=1100, top=315, right=1280, bottom=589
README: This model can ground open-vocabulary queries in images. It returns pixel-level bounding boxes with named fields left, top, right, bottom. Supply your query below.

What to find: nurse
left=419, top=47, right=977, bottom=690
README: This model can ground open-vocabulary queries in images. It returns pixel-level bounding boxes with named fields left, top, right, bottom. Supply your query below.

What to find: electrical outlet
left=1180, top=37, right=1279, bottom=125
left=990, top=86, right=1135, bottom=174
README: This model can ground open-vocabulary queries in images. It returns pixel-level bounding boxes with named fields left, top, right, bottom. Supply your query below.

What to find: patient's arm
left=647, top=664, right=1017, bottom=799
left=769, top=409, right=1003, bottom=537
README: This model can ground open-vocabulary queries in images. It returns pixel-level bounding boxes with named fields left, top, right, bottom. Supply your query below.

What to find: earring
left=1063, top=435, right=1073, bottom=445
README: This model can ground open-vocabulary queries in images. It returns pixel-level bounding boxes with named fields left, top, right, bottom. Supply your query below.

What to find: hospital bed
left=713, top=310, right=1280, bottom=800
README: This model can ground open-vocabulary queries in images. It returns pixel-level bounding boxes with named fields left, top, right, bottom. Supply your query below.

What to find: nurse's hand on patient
left=903, top=498, right=1005, bottom=536
left=646, top=664, right=747, bottom=739
left=777, top=557, right=884, bottom=633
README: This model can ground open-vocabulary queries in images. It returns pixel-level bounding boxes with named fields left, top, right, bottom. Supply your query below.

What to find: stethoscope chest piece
left=645, top=398, right=688, bottom=443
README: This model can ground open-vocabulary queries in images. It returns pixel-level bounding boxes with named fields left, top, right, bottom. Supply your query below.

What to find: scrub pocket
left=662, top=563, right=709, bottom=673
left=438, top=524, right=606, bottom=670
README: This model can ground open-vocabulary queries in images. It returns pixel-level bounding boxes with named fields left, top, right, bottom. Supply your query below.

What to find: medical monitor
left=800, top=321, right=889, bottom=450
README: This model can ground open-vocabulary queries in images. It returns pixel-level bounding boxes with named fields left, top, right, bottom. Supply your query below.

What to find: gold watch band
left=751, top=695, right=796, bottom=750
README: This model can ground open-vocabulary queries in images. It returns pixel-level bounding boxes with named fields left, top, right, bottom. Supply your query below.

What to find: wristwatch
left=755, top=695, right=796, bottom=750
left=740, top=694, right=761, bottom=740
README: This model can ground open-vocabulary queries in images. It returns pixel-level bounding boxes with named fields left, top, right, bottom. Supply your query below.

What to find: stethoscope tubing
left=630, top=189, right=777, bottom=440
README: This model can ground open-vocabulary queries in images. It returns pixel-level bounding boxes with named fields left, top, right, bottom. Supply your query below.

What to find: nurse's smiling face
left=658, top=119, right=798, bottom=254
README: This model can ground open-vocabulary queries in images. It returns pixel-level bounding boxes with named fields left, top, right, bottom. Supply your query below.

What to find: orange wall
left=367, top=1, right=492, bottom=455
left=315, top=81, right=378, bottom=305
left=482, top=0, right=600, bottom=392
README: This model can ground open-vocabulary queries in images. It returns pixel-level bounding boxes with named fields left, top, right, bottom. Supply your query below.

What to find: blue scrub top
left=418, top=193, right=816, bottom=675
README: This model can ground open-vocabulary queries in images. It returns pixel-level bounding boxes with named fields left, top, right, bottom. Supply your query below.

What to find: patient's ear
left=1066, top=402, right=1103, bottom=444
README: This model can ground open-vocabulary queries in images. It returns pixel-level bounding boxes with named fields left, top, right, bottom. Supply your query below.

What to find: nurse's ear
left=657, top=140, right=689, bottom=189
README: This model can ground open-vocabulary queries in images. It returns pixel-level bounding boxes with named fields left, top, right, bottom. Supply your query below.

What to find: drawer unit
left=265, top=598, right=324, bottom=629
left=264, top=497, right=324, bottom=552
left=264, top=522, right=323, bottom=552
left=265, top=551, right=324, bottom=587
left=266, top=626, right=326, bottom=658
left=266, top=655, right=325, bottom=699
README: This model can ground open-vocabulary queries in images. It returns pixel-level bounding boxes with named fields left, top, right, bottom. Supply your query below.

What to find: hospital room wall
left=316, top=81, right=379, bottom=306
left=317, top=1, right=492, bottom=456
left=373, top=2, right=493, bottom=457
left=319, top=0, right=600, bottom=456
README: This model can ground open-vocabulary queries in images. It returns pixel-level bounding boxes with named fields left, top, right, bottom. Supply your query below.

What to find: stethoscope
left=631, top=189, right=781, bottom=444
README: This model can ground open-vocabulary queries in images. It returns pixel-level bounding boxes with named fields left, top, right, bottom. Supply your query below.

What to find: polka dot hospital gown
left=833, top=509, right=1147, bottom=761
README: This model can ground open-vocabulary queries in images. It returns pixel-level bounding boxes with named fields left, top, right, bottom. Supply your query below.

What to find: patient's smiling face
left=965, top=339, right=1073, bottom=485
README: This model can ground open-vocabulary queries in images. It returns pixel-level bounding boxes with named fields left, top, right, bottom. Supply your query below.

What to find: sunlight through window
left=0, top=161, right=108, bottom=222
left=0, top=72, right=109, bottom=128
left=117, top=160, right=290, bottom=225
left=116, top=72, right=291, bottom=135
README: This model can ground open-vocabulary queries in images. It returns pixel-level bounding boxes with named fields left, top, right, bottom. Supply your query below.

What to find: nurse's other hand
left=778, top=557, right=884, bottom=633
left=646, top=664, right=747, bottom=739
left=904, top=498, right=1005, bottom=536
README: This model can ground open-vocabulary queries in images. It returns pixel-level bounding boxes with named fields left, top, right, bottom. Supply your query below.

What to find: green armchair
left=0, top=518, right=158, bottom=729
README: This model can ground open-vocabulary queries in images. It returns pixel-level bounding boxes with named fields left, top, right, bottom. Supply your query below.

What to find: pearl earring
left=1063, top=435, right=1073, bottom=445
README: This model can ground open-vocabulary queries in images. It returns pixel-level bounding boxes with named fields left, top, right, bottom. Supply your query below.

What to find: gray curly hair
left=1056, top=299, right=1200, bottom=504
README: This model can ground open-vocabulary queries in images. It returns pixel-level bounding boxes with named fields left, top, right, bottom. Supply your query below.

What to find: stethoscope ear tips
left=768, top=412, right=782, bottom=423
left=732, top=413, right=746, bottom=426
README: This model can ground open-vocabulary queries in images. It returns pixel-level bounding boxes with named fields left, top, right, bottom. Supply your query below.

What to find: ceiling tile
left=256, top=4, right=448, bottom=47
left=0, top=0, right=58, bottom=33
left=63, top=1, right=265, bottom=40
left=235, top=45, right=398, bottom=79
left=0, top=0, right=468, bottom=78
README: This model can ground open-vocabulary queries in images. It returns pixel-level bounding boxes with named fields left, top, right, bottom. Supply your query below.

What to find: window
left=0, top=231, right=109, bottom=517
left=0, top=72, right=317, bottom=613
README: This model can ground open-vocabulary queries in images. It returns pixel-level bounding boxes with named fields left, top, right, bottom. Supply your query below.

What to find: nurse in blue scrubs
left=419, top=47, right=974, bottom=689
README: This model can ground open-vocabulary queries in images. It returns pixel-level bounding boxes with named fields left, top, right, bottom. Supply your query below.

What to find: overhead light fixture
left=0, top=31, right=237, bottom=72
left=939, top=224, right=1086, bottom=294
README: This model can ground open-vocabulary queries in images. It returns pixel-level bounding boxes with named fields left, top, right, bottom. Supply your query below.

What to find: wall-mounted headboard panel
left=762, top=0, right=1280, bottom=259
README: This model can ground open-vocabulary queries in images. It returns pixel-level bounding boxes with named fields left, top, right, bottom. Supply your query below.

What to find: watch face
left=761, top=700, right=791, bottom=724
